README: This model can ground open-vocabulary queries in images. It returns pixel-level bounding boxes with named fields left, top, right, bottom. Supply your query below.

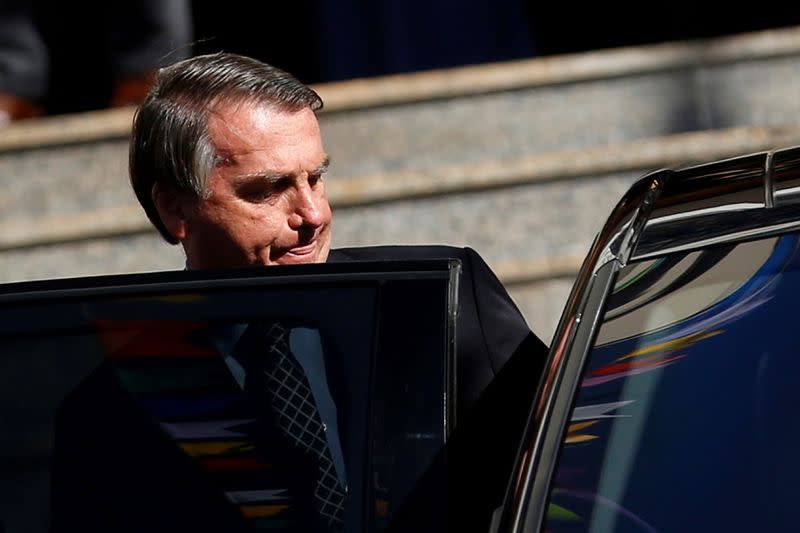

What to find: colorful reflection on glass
left=545, top=233, right=800, bottom=532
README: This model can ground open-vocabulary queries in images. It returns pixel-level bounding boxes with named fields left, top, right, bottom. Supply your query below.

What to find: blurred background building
left=4, top=3, right=800, bottom=341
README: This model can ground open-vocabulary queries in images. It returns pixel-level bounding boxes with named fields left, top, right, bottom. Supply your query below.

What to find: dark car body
left=2, top=146, right=800, bottom=532
left=497, top=145, right=800, bottom=533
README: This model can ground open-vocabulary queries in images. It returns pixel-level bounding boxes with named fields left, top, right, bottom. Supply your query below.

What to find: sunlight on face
left=181, top=102, right=332, bottom=269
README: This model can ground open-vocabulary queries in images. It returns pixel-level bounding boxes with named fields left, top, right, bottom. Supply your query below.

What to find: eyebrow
left=231, top=156, right=331, bottom=185
left=312, top=156, right=331, bottom=176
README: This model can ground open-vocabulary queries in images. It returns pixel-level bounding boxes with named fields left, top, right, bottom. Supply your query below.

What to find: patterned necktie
left=253, top=322, right=347, bottom=529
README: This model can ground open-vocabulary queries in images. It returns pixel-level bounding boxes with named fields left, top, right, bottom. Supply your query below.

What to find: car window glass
left=543, top=232, right=800, bottom=532
left=0, top=267, right=454, bottom=533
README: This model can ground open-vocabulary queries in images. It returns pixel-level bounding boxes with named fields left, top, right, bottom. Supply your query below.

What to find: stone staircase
left=4, top=26, right=800, bottom=342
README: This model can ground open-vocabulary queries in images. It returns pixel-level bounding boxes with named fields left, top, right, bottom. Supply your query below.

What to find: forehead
left=206, top=100, right=323, bottom=158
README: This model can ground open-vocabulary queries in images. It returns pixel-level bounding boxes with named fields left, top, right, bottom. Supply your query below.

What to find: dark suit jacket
left=330, top=246, right=550, bottom=533
left=329, top=245, right=548, bottom=419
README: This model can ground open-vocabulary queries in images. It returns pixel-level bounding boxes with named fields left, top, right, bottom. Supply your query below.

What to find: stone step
left=5, top=26, right=800, bottom=235
left=318, top=26, right=800, bottom=180
left=3, top=124, right=799, bottom=341
left=4, top=26, right=800, bottom=340
left=4, top=123, right=800, bottom=252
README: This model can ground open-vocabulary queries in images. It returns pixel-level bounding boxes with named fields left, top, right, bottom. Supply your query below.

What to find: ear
left=151, top=183, right=191, bottom=241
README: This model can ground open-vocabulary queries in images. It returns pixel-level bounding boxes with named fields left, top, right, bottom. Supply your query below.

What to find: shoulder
left=328, top=245, right=504, bottom=311
left=329, top=246, right=502, bottom=291
left=328, top=244, right=471, bottom=262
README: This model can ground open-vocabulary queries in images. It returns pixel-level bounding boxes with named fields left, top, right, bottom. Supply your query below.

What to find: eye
left=237, top=177, right=291, bottom=203
left=308, top=172, right=324, bottom=188
left=242, top=188, right=276, bottom=202
left=237, top=183, right=273, bottom=201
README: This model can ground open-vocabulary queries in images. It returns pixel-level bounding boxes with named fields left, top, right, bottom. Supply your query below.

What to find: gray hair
left=129, top=52, right=323, bottom=244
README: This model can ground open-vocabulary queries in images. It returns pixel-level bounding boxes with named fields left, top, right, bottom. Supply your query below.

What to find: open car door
left=0, top=260, right=459, bottom=533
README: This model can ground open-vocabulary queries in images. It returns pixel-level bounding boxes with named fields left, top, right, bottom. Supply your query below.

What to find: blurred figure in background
left=313, top=0, right=536, bottom=81
left=0, top=0, right=193, bottom=124
left=192, top=0, right=536, bottom=84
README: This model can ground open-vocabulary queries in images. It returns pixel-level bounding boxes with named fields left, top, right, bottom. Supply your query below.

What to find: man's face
left=179, top=101, right=332, bottom=269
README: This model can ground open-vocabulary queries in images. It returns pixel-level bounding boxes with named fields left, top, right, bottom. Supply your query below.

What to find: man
left=129, top=52, right=546, bottom=416
left=52, top=53, right=547, bottom=532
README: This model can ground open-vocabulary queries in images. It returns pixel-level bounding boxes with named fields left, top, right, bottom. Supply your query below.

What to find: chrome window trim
left=593, top=170, right=669, bottom=273
left=632, top=147, right=800, bottom=259
left=446, top=260, right=462, bottom=434
left=494, top=169, right=666, bottom=533
left=631, top=211, right=800, bottom=261
left=514, top=260, right=618, bottom=533
left=765, top=150, right=775, bottom=208
left=772, top=146, right=800, bottom=207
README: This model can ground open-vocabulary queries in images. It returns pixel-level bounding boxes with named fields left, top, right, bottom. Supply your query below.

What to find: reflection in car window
left=544, top=233, right=800, bottom=532
left=0, top=270, right=453, bottom=533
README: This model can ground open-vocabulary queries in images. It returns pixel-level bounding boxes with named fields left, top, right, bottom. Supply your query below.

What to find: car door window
left=0, top=262, right=456, bottom=533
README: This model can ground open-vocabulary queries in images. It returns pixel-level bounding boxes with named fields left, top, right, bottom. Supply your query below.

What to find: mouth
left=272, top=240, right=319, bottom=264
left=286, top=242, right=317, bottom=257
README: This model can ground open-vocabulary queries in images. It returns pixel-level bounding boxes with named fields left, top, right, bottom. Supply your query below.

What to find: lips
left=271, top=240, right=319, bottom=265
left=271, top=226, right=329, bottom=265
left=286, top=242, right=317, bottom=257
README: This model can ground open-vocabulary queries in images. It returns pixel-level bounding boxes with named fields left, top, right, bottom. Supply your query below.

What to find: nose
left=288, top=183, right=326, bottom=230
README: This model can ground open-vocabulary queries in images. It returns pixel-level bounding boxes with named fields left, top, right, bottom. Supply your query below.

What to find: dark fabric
left=104, top=0, right=193, bottom=77
left=328, top=245, right=548, bottom=421
left=313, top=0, right=536, bottom=81
left=1, top=0, right=192, bottom=109
left=0, top=0, right=49, bottom=99
left=384, top=332, right=550, bottom=533
left=50, top=363, right=253, bottom=533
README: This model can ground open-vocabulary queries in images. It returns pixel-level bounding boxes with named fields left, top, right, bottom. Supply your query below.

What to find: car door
left=497, top=146, right=800, bottom=533
left=0, top=260, right=459, bottom=533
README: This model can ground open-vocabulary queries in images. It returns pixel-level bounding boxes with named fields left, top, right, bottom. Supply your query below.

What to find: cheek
left=317, top=193, right=333, bottom=224
left=244, top=208, right=291, bottom=245
left=194, top=206, right=260, bottom=252
left=322, top=202, right=333, bottom=224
